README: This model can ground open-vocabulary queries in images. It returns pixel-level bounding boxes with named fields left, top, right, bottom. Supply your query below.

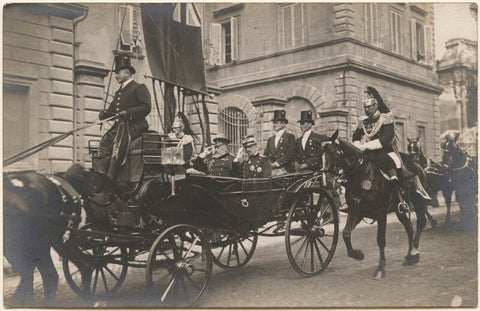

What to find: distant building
left=202, top=3, right=443, bottom=158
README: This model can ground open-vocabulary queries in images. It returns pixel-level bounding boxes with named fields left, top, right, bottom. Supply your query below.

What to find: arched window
left=218, top=107, right=249, bottom=153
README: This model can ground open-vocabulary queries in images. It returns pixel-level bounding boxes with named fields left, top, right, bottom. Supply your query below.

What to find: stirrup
left=397, top=201, right=410, bottom=214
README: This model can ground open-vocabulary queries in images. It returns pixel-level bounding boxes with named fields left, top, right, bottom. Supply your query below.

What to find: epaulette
left=379, top=112, right=394, bottom=124
left=359, top=115, right=369, bottom=121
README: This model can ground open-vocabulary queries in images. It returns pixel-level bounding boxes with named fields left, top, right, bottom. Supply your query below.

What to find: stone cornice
left=75, top=60, right=109, bottom=78
left=251, top=95, right=287, bottom=107
left=319, top=108, right=349, bottom=118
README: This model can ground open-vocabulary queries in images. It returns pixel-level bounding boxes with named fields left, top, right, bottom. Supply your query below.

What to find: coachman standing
left=94, top=55, right=152, bottom=181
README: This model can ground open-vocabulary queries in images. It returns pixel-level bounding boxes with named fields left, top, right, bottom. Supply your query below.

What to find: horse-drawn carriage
left=61, top=132, right=339, bottom=306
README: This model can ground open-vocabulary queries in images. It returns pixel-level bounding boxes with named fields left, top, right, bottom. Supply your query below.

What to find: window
left=390, top=10, right=402, bottom=54
left=418, top=125, right=426, bottom=153
left=411, top=19, right=432, bottom=62
left=209, top=17, right=239, bottom=65
left=280, top=4, right=304, bottom=50
left=218, top=107, right=248, bottom=153
left=365, top=3, right=378, bottom=44
left=395, top=121, right=405, bottom=152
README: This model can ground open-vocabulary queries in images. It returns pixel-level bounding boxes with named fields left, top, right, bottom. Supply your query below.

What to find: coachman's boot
left=106, top=157, right=121, bottom=181
left=93, top=157, right=109, bottom=175
left=394, top=169, right=409, bottom=214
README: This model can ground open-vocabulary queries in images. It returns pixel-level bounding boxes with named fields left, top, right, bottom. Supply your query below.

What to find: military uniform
left=241, top=153, right=272, bottom=178
left=193, top=153, right=239, bottom=177
left=352, top=111, right=397, bottom=172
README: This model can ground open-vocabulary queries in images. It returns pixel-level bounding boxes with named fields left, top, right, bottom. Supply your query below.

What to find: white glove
left=363, top=139, right=382, bottom=150
left=234, top=147, right=245, bottom=162
left=353, top=141, right=365, bottom=151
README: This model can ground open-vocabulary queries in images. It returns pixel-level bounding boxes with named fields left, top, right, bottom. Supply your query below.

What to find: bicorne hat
left=271, top=110, right=288, bottom=123
left=365, top=86, right=389, bottom=113
left=298, top=110, right=315, bottom=125
left=213, top=137, right=230, bottom=146
left=242, top=135, right=257, bottom=148
left=113, top=54, right=136, bottom=74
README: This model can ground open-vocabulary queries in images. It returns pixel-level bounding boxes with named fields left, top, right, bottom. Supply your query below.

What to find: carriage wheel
left=146, top=224, right=212, bottom=307
left=62, top=224, right=128, bottom=299
left=285, top=187, right=339, bottom=277
left=210, top=231, right=258, bottom=270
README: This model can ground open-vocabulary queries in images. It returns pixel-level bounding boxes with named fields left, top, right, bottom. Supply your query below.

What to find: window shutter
left=120, top=5, right=132, bottom=49
left=209, top=23, right=222, bottom=65
left=410, top=19, right=417, bottom=59
left=425, top=25, right=432, bottom=64
left=231, top=16, right=239, bottom=61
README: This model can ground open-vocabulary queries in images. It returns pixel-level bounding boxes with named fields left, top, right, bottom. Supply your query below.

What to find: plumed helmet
left=365, top=86, right=390, bottom=113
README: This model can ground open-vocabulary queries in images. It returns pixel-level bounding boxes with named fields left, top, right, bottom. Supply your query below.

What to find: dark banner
left=141, top=3, right=206, bottom=93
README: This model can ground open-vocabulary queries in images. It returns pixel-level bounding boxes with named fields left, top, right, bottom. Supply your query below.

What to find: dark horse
left=441, top=134, right=478, bottom=229
left=323, top=131, right=428, bottom=279
left=407, top=137, right=455, bottom=225
left=3, top=164, right=93, bottom=307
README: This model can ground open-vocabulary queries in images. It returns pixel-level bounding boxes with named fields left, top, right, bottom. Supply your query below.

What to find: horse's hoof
left=403, top=254, right=420, bottom=266
left=373, top=269, right=385, bottom=280
left=431, top=219, right=438, bottom=229
left=348, top=249, right=364, bottom=260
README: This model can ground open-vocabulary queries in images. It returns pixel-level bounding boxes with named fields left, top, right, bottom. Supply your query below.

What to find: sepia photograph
left=2, top=1, right=478, bottom=309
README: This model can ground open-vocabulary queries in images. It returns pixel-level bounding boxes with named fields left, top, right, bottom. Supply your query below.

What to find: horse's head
left=407, top=137, right=423, bottom=163
left=322, top=130, right=363, bottom=177
left=441, top=133, right=464, bottom=169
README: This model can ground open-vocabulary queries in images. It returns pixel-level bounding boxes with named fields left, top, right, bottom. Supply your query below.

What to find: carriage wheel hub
left=176, top=261, right=194, bottom=275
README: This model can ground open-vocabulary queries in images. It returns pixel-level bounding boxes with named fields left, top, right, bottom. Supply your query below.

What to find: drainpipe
left=72, top=5, right=89, bottom=163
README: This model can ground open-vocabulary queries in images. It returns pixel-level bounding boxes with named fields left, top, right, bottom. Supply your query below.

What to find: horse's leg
left=424, top=206, right=437, bottom=229
left=443, top=189, right=453, bottom=225
left=343, top=213, right=363, bottom=260
left=35, top=247, right=59, bottom=307
left=373, top=214, right=387, bottom=280
left=13, top=263, right=35, bottom=307
left=413, top=197, right=427, bottom=249
left=395, top=202, right=419, bottom=266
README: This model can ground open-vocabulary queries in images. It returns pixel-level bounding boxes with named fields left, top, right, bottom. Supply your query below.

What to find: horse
left=407, top=137, right=455, bottom=225
left=3, top=164, right=95, bottom=307
left=322, top=131, right=429, bottom=279
left=441, top=134, right=478, bottom=229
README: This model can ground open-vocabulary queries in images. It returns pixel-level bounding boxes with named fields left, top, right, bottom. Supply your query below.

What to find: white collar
left=302, top=129, right=312, bottom=138
left=122, top=79, right=134, bottom=88
left=275, top=129, right=285, bottom=137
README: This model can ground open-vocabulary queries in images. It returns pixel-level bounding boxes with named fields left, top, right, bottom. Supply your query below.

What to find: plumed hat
left=365, top=86, right=389, bottom=113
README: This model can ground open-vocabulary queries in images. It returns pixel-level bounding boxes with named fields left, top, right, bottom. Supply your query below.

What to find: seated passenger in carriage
left=235, top=135, right=272, bottom=178
left=168, top=112, right=197, bottom=168
left=93, top=55, right=151, bottom=182
left=191, top=137, right=239, bottom=177
left=295, top=110, right=328, bottom=171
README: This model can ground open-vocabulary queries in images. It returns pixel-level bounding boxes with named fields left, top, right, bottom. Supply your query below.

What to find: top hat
left=113, top=54, right=136, bottom=74
left=213, top=137, right=230, bottom=146
left=364, top=86, right=389, bottom=113
left=271, top=110, right=288, bottom=123
left=242, top=135, right=257, bottom=148
left=298, top=110, right=315, bottom=125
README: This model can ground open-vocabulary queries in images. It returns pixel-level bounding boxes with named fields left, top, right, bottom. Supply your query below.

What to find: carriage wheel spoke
left=313, top=238, right=324, bottom=266
left=160, top=275, right=175, bottom=302
left=294, top=236, right=309, bottom=261
left=184, top=273, right=201, bottom=291
left=315, top=236, right=331, bottom=253
left=234, top=243, right=240, bottom=265
left=104, top=265, right=120, bottom=282
left=183, top=235, right=200, bottom=260
left=310, top=239, right=315, bottom=272
left=238, top=239, right=250, bottom=257
left=180, top=275, right=189, bottom=305
left=100, top=268, right=110, bottom=293
left=105, top=247, right=121, bottom=257
left=92, top=268, right=100, bottom=295
left=300, top=238, right=310, bottom=270
left=227, top=243, right=233, bottom=265
left=216, top=245, right=227, bottom=261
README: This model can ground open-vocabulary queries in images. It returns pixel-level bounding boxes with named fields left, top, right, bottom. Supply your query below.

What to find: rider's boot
left=92, top=156, right=109, bottom=175
left=393, top=169, right=409, bottom=214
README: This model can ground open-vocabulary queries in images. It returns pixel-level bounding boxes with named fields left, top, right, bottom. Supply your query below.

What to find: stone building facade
left=202, top=3, right=443, bottom=158
left=3, top=3, right=444, bottom=173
